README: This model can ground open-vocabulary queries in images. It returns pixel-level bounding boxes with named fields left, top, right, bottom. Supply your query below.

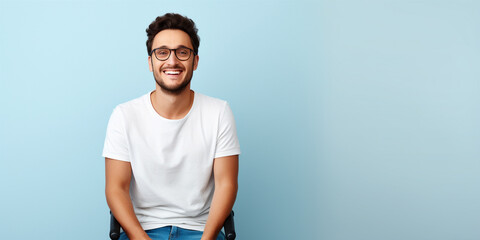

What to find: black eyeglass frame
left=149, top=47, right=196, bottom=61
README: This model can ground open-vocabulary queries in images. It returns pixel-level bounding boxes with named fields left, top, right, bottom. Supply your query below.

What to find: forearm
left=201, top=183, right=238, bottom=240
left=106, top=188, right=150, bottom=240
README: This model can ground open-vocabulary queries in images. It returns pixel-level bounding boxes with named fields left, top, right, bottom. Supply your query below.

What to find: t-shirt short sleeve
left=215, top=102, right=241, bottom=159
left=102, top=106, right=130, bottom=162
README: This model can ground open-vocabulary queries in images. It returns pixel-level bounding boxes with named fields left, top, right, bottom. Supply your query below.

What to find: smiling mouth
left=163, top=70, right=183, bottom=75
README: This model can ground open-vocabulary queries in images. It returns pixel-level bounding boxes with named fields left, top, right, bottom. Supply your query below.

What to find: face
left=148, top=29, right=199, bottom=94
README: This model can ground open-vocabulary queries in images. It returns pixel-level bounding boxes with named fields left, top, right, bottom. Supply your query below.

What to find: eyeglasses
left=150, top=47, right=195, bottom=61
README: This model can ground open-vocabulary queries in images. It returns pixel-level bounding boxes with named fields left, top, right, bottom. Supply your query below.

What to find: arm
left=105, top=158, right=151, bottom=240
left=201, top=155, right=239, bottom=240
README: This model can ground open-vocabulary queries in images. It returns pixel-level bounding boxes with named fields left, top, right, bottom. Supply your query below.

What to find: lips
left=163, top=69, right=183, bottom=75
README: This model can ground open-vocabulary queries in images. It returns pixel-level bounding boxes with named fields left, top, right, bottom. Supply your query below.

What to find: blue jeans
left=118, top=226, right=225, bottom=240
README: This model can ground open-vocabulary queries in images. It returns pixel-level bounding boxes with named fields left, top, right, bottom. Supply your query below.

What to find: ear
left=193, top=55, right=199, bottom=71
left=148, top=56, right=153, bottom=72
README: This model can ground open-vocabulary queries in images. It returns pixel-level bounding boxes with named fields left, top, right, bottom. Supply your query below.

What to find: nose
left=165, top=50, right=181, bottom=65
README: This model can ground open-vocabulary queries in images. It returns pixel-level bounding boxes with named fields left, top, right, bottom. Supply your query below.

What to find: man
left=103, top=13, right=240, bottom=240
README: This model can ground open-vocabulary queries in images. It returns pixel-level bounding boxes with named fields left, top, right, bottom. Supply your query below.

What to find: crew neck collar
left=145, top=90, right=197, bottom=122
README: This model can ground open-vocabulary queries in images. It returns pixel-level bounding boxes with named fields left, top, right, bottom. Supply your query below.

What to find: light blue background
left=1, top=0, right=479, bottom=239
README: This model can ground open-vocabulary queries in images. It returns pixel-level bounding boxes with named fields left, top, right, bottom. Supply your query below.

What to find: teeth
left=164, top=71, right=181, bottom=75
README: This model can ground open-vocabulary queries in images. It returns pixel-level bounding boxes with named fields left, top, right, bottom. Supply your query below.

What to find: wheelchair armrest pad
left=224, top=211, right=236, bottom=240
left=109, top=211, right=121, bottom=240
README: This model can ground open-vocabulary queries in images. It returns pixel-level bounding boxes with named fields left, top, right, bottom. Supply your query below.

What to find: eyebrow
left=156, top=44, right=190, bottom=49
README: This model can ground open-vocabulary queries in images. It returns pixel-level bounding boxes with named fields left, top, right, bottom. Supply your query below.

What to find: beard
left=153, top=62, right=194, bottom=95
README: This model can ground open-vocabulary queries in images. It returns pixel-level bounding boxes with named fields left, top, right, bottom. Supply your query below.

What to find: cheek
left=152, top=62, right=163, bottom=73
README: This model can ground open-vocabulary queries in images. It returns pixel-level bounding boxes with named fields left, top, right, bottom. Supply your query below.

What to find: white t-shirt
left=102, top=90, right=241, bottom=231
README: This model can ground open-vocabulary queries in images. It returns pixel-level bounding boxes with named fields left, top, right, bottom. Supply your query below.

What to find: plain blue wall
left=1, top=0, right=479, bottom=239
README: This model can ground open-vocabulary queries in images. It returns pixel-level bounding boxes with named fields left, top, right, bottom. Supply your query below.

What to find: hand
left=131, top=237, right=152, bottom=240
left=129, top=232, right=152, bottom=240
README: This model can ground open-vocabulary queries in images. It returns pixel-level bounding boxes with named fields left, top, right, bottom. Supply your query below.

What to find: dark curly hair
left=146, top=13, right=200, bottom=56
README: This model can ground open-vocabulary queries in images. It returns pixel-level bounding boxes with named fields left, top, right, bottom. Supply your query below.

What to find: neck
left=150, top=85, right=194, bottom=120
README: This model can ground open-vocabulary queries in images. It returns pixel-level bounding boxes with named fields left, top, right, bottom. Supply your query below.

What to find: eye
left=177, top=48, right=189, bottom=56
left=156, top=49, right=169, bottom=56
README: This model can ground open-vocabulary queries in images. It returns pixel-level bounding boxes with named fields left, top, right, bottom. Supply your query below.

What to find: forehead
left=152, top=29, right=193, bottom=49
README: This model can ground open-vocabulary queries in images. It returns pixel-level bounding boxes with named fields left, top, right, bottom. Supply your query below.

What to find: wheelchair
left=109, top=211, right=236, bottom=240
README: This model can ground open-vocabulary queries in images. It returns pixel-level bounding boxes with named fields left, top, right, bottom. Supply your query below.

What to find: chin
left=157, top=80, right=191, bottom=94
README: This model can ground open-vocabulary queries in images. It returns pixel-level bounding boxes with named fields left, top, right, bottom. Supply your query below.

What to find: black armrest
left=224, top=211, right=236, bottom=240
left=109, top=210, right=236, bottom=240
left=109, top=211, right=121, bottom=240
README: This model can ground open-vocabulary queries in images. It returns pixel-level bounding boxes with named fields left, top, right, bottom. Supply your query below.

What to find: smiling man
left=103, top=13, right=240, bottom=240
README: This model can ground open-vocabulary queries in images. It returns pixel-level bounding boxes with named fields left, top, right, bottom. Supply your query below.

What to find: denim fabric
left=118, top=226, right=225, bottom=240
